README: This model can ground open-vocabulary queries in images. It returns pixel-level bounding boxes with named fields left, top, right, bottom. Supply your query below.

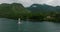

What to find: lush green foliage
left=27, top=4, right=60, bottom=22
left=0, top=3, right=30, bottom=20
left=0, top=3, right=60, bottom=22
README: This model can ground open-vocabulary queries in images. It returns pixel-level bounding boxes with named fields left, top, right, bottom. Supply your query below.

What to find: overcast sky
left=0, top=0, right=60, bottom=7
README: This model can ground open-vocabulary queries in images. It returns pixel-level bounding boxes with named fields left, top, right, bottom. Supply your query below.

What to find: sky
left=0, top=0, right=60, bottom=7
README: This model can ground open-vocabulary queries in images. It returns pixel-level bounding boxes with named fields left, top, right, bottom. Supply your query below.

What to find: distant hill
left=0, top=3, right=30, bottom=19
left=27, top=4, right=60, bottom=13
left=0, top=3, right=60, bottom=21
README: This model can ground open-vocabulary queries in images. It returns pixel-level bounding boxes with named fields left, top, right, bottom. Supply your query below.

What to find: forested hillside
left=0, top=3, right=31, bottom=20
left=0, top=3, right=60, bottom=22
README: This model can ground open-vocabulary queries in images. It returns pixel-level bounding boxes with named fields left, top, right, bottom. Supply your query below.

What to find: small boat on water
left=18, top=18, right=21, bottom=24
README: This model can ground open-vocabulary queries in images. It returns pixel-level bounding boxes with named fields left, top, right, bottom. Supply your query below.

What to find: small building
left=46, top=16, right=51, bottom=19
left=44, top=15, right=54, bottom=21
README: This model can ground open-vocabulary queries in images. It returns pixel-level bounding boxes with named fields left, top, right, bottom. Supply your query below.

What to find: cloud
left=17, top=0, right=54, bottom=7
left=17, top=0, right=34, bottom=7
left=0, top=0, right=60, bottom=7
left=46, top=0, right=60, bottom=6
left=17, top=0, right=55, bottom=7
left=0, top=0, right=13, bottom=4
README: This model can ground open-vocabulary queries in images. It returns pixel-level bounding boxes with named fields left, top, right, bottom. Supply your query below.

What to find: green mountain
left=0, top=3, right=30, bottom=19
left=27, top=4, right=60, bottom=13
left=26, top=4, right=60, bottom=22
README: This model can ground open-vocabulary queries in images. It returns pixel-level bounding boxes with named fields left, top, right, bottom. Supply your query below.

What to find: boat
left=18, top=18, right=21, bottom=24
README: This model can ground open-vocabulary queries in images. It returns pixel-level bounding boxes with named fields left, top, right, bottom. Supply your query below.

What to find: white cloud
left=0, top=0, right=13, bottom=4
left=17, top=0, right=56, bottom=7
left=17, top=0, right=54, bottom=7
left=46, top=0, right=60, bottom=6
left=17, top=0, right=34, bottom=7
left=0, top=0, right=60, bottom=7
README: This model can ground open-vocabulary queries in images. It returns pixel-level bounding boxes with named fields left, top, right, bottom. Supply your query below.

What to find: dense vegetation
left=27, top=4, right=60, bottom=22
left=0, top=3, right=31, bottom=20
left=0, top=3, right=60, bottom=22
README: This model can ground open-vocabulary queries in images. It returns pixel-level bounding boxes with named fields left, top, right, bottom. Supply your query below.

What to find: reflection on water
left=0, top=18, right=18, bottom=32
left=0, top=18, right=60, bottom=32
left=19, top=21, right=60, bottom=32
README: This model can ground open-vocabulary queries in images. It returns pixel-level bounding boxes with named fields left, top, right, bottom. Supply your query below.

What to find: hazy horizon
left=0, top=0, right=60, bottom=7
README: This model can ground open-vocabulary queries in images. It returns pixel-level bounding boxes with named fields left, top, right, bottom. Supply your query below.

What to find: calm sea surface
left=0, top=18, right=60, bottom=32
